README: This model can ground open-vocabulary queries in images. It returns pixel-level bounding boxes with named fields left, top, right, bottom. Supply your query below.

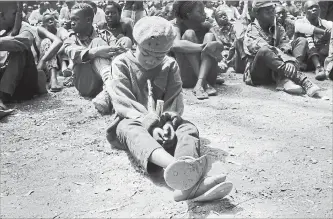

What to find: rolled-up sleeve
left=63, top=37, right=90, bottom=64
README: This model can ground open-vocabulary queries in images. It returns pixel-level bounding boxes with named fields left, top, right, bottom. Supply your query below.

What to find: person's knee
left=177, top=120, right=199, bottom=137
left=91, top=37, right=108, bottom=47
left=117, top=118, right=141, bottom=132
left=203, top=32, right=215, bottom=42
left=182, top=29, right=196, bottom=41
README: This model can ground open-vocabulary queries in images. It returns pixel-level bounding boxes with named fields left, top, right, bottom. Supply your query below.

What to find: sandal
left=164, top=155, right=208, bottom=191
left=206, top=85, right=217, bottom=96
left=193, top=87, right=208, bottom=100
left=63, top=76, right=74, bottom=87
left=192, top=181, right=233, bottom=202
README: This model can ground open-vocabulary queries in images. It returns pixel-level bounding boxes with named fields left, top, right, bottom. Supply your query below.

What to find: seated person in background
left=210, top=7, right=237, bottom=73
left=42, top=12, right=70, bottom=91
left=284, top=0, right=299, bottom=18
left=87, top=1, right=106, bottom=29
left=28, top=2, right=50, bottom=26
left=204, top=1, right=215, bottom=24
left=106, top=16, right=233, bottom=202
left=148, top=0, right=163, bottom=17
left=122, top=1, right=146, bottom=25
left=216, top=0, right=242, bottom=22
left=275, top=5, right=295, bottom=42
left=59, top=0, right=75, bottom=30
left=243, top=0, right=320, bottom=97
left=294, top=1, right=304, bottom=17
left=324, top=31, right=333, bottom=80
left=294, top=0, right=332, bottom=81
left=171, top=1, right=224, bottom=100
left=98, top=1, right=133, bottom=50
left=160, top=3, right=174, bottom=21
left=0, top=2, right=44, bottom=112
left=63, top=3, right=124, bottom=113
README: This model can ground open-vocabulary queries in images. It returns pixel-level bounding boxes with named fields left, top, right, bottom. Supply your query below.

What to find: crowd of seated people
left=1, top=0, right=332, bottom=117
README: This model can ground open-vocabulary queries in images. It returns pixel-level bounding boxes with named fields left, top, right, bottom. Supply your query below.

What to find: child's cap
left=133, top=16, right=176, bottom=56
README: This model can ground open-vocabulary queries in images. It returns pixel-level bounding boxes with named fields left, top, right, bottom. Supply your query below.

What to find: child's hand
left=152, top=127, right=164, bottom=145
left=162, top=122, right=176, bottom=149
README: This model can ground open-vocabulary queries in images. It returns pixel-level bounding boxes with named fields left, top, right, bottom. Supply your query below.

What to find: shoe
left=92, top=90, right=112, bottom=115
left=276, top=78, right=304, bottom=95
left=164, top=155, right=208, bottom=191
left=315, top=66, right=326, bottom=81
left=302, top=78, right=320, bottom=97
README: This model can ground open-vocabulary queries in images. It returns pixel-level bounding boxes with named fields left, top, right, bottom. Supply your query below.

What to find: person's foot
left=302, top=78, right=321, bottom=97
left=315, top=66, right=326, bottom=81
left=173, top=174, right=226, bottom=202
left=276, top=78, right=304, bottom=95
left=50, top=78, right=62, bottom=93
left=92, top=90, right=113, bottom=115
left=193, top=87, right=208, bottom=100
left=206, top=84, right=217, bottom=96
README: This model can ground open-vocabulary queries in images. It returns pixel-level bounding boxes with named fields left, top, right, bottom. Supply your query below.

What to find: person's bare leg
left=148, top=148, right=176, bottom=168
left=50, top=68, right=62, bottom=92
left=181, top=30, right=201, bottom=77
left=195, top=33, right=217, bottom=95
left=311, top=55, right=321, bottom=68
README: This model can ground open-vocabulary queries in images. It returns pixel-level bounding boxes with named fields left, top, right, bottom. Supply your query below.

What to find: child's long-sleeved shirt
left=108, top=51, right=184, bottom=132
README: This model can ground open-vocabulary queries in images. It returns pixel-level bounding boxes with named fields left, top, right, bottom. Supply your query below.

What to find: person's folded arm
left=37, top=26, right=63, bottom=62
left=171, top=26, right=205, bottom=53
left=295, top=19, right=326, bottom=35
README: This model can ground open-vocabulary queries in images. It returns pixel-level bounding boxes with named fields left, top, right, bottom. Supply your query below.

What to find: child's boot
left=292, top=71, right=320, bottom=97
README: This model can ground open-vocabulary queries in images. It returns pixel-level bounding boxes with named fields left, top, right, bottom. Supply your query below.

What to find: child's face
left=135, top=47, right=165, bottom=70
left=215, top=10, right=229, bottom=26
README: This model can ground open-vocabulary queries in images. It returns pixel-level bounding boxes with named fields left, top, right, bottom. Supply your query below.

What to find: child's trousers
left=115, top=118, right=201, bottom=173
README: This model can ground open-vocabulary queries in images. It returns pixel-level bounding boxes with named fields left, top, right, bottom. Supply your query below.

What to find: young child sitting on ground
left=106, top=16, right=233, bottom=202
left=211, top=8, right=237, bottom=73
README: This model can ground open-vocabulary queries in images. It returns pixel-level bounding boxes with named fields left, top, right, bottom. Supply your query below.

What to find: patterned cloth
left=211, top=23, right=236, bottom=49
left=40, top=38, right=58, bottom=78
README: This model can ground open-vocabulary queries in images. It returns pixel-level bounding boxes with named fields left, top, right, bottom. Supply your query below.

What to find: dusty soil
left=1, top=72, right=332, bottom=218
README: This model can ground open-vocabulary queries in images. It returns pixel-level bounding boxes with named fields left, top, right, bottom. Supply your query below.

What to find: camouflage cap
left=252, top=0, right=280, bottom=9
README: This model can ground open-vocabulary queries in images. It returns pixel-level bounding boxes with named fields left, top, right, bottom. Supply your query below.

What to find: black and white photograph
left=0, top=0, right=332, bottom=218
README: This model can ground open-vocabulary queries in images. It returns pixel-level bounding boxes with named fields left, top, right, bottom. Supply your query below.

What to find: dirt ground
left=0, top=71, right=332, bottom=218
